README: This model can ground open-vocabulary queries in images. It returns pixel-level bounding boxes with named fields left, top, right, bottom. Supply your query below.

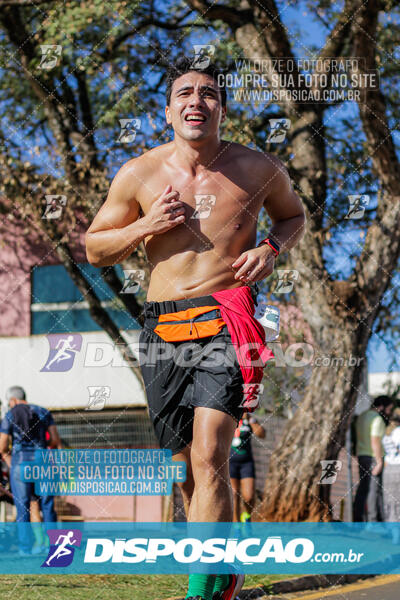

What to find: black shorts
left=229, top=454, right=255, bottom=479
left=139, top=294, right=246, bottom=455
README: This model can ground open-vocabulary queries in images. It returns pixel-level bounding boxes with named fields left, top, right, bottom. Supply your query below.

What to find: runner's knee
left=242, top=493, right=254, bottom=505
left=191, top=440, right=229, bottom=476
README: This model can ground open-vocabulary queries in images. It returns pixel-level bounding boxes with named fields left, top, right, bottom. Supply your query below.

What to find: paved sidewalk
left=271, top=575, right=400, bottom=600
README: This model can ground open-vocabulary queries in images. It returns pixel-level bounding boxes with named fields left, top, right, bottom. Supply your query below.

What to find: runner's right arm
left=86, top=163, right=185, bottom=267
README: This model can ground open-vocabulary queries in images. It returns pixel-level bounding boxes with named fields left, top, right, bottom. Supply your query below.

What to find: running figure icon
left=45, top=531, right=77, bottom=566
left=45, top=335, right=77, bottom=370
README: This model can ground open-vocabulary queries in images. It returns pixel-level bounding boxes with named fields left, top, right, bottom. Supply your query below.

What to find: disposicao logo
left=83, top=536, right=314, bottom=564
left=42, top=529, right=82, bottom=567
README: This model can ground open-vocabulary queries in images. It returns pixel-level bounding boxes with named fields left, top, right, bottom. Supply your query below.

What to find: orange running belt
left=154, top=305, right=226, bottom=342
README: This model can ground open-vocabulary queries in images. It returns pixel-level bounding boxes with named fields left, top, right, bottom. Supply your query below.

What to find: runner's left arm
left=261, top=156, right=306, bottom=253
left=232, top=156, right=305, bottom=283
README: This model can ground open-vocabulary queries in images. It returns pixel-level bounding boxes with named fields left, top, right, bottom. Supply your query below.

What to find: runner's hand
left=142, top=184, right=186, bottom=235
left=232, top=245, right=275, bottom=283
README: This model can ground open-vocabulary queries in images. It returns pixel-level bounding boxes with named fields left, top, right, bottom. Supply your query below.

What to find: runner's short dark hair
left=166, top=56, right=226, bottom=107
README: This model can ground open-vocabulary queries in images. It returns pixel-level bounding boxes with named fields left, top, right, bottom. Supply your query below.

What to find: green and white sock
left=185, top=574, right=216, bottom=600
left=212, top=574, right=230, bottom=595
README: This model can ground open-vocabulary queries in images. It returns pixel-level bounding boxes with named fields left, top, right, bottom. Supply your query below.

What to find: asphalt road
left=284, top=575, right=400, bottom=600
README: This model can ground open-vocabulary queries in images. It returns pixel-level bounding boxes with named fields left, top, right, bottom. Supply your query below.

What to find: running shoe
left=212, top=573, right=245, bottom=600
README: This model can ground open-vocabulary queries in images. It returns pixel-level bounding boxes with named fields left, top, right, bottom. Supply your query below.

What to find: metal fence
left=52, top=408, right=157, bottom=449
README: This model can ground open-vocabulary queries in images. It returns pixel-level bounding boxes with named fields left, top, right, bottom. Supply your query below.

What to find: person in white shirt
left=382, top=407, right=400, bottom=521
left=353, top=395, right=394, bottom=521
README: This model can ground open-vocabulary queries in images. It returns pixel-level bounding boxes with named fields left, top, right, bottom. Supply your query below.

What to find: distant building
left=0, top=216, right=161, bottom=521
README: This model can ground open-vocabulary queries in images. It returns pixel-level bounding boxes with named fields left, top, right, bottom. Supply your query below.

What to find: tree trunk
left=259, top=321, right=367, bottom=521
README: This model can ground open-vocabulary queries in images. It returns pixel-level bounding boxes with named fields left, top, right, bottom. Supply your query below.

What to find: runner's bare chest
left=138, top=162, right=267, bottom=251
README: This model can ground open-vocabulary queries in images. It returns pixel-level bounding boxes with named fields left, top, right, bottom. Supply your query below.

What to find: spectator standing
left=229, top=412, right=265, bottom=522
left=382, top=407, right=400, bottom=522
left=0, top=386, right=61, bottom=555
left=353, top=395, right=394, bottom=522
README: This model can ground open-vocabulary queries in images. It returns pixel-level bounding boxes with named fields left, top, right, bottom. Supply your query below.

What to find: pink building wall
left=0, top=210, right=87, bottom=336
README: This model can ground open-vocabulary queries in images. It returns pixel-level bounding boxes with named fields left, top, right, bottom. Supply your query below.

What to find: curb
left=238, top=574, right=374, bottom=598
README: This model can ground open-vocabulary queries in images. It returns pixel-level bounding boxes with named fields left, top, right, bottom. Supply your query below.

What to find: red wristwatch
left=258, top=237, right=280, bottom=256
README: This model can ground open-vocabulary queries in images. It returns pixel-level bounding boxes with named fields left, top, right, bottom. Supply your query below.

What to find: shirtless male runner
left=86, top=56, right=306, bottom=600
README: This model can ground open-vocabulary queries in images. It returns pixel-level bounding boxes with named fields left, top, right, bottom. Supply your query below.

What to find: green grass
left=0, top=574, right=295, bottom=599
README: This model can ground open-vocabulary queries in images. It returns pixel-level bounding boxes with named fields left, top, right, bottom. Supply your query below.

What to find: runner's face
left=165, top=72, right=225, bottom=141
